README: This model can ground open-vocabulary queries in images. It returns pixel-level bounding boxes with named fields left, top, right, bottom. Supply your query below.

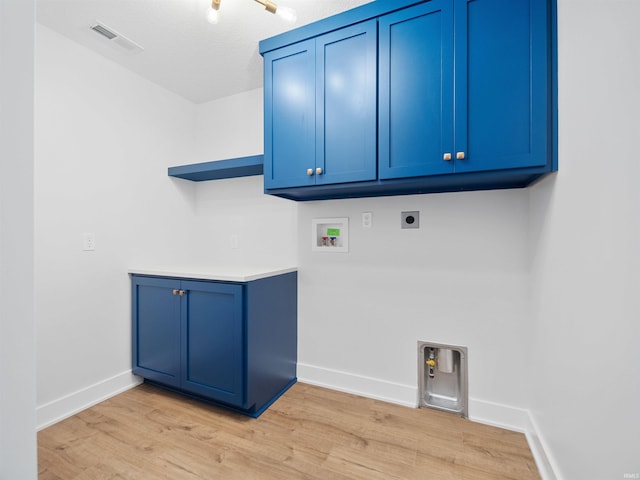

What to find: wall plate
left=401, top=211, right=420, bottom=229
left=312, top=217, right=349, bottom=252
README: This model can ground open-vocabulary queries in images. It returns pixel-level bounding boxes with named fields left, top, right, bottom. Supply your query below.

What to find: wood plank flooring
left=38, top=382, right=540, bottom=479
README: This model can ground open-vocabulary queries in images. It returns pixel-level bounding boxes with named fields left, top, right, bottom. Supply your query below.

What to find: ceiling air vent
left=90, top=23, right=117, bottom=40
left=89, top=22, right=144, bottom=54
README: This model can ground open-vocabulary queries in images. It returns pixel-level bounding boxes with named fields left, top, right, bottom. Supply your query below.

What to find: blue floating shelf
left=168, top=155, right=264, bottom=182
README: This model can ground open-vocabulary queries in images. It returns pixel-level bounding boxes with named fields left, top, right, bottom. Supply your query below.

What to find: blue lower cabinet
left=132, top=276, right=181, bottom=388
left=180, top=281, right=244, bottom=406
left=131, top=272, right=297, bottom=417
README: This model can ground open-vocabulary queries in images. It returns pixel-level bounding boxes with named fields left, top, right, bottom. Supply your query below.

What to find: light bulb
left=275, top=6, right=297, bottom=23
left=207, top=7, right=219, bottom=24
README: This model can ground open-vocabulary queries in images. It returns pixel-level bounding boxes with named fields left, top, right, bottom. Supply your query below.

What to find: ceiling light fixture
left=208, top=0, right=220, bottom=24
left=208, top=0, right=297, bottom=25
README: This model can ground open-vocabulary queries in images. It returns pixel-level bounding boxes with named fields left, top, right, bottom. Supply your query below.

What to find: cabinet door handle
left=178, top=290, right=186, bottom=297
left=316, top=167, right=323, bottom=175
left=456, top=152, right=465, bottom=160
left=307, top=168, right=314, bottom=176
left=172, top=289, right=180, bottom=296
left=443, top=153, right=452, bottom=161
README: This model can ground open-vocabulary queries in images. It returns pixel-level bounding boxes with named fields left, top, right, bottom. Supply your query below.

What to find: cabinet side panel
left=460, top=0, right=548, bottom=171
left=132, top=276, right=181, bottom=387
left=246, top=272, right=298, bottom=410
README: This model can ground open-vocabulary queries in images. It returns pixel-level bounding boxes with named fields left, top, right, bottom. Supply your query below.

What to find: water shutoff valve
left=426, top=351, right=436, bottom=378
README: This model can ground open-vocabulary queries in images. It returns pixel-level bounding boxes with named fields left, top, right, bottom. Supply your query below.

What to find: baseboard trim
left=298, top=362, right=558, bottom=480
left=297, top=363, right=417, bottom=408
left=37, top=370, right=143, bottom=431
left=468, top=397, right=531, bottom=432
left=468, top=399, right=559, bottom=480
left=524, top=412, right=562, bottom=480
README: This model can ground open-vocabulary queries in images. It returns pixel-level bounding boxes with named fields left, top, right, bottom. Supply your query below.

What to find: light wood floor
left=38, top=382, right=540, bottom=479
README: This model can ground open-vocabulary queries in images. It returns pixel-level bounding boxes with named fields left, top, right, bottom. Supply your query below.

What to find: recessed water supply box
left=418, top=341, right=468, bottom=418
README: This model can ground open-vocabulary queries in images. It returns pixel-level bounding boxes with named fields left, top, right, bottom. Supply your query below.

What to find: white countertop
left=128, top=266, right=297, bottom=283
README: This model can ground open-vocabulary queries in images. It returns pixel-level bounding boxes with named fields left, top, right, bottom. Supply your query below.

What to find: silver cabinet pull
left=307, top=168, right=314, bottom=176
left=456, top=152, right=465, bottom=160
left=316, top=167, right=323, bottom=175
left=443, top=153, right=452, bottom=161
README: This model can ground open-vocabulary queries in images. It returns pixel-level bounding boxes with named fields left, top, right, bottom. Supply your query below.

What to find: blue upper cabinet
left=316, top=21, right=377, bottom=186
left=263, top=40, right=316, bottom=189
left=264, top=21, right=377, bottom=189
left=455, top=0, right=549, bottom=173
left=381, top=0, right=549, bottom=179
left=379, top=0, right=454, bottom=179
left=260, top=0, right=557, bottom=201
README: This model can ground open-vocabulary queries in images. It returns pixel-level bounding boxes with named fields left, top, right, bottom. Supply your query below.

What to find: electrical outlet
left=82, top=233, right=96, bottom=251
left=401, top=211, right=420, bottom=229
left=362, top=212, right=372, bottom=228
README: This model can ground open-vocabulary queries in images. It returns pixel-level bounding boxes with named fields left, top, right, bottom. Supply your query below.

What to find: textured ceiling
left=36, top=0, right=373, bottom=104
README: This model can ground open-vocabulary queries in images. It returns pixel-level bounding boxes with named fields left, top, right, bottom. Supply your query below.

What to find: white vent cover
left=89, top=22, right=144, bottom=54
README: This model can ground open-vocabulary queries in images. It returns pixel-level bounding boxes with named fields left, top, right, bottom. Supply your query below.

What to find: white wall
left=32, top=1, right=640, bottom=478
left=35, top=24, right=199, bottom=427
left=191, top=90, right=297, bottom=269
left=0, top=0, right=37, bottom=477
left=193, top=88, right=264, bottom=162
left=296, top=191, right=531, bottom=420
left=34, top=30, right=297, bottom=428
left=32, top=3, right=541, bottom=463
left=193, top=4, right=640, bottom=478
left=194, top=91, right=533, bottom=425
left=528, top=1, right=640, bottom=478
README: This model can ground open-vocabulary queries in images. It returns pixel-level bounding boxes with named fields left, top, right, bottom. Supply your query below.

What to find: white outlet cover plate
left=82, top=232, right=96, bottom=251
left=362, top=212, right=372, bottom=228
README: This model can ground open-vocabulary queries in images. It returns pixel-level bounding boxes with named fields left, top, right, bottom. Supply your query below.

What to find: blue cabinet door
left=454, top=0, right=549, bottom=173
left=264, top=21, right=377, bottom=189
left=315, top=20, right=377, bottom=185
left=180, top=281, right=244, bottom=407
left=264, top=40, right=316, bottom=189
left=132, top=276, right=181, bottom=388
left=379, top=0, right=454, bottom=180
